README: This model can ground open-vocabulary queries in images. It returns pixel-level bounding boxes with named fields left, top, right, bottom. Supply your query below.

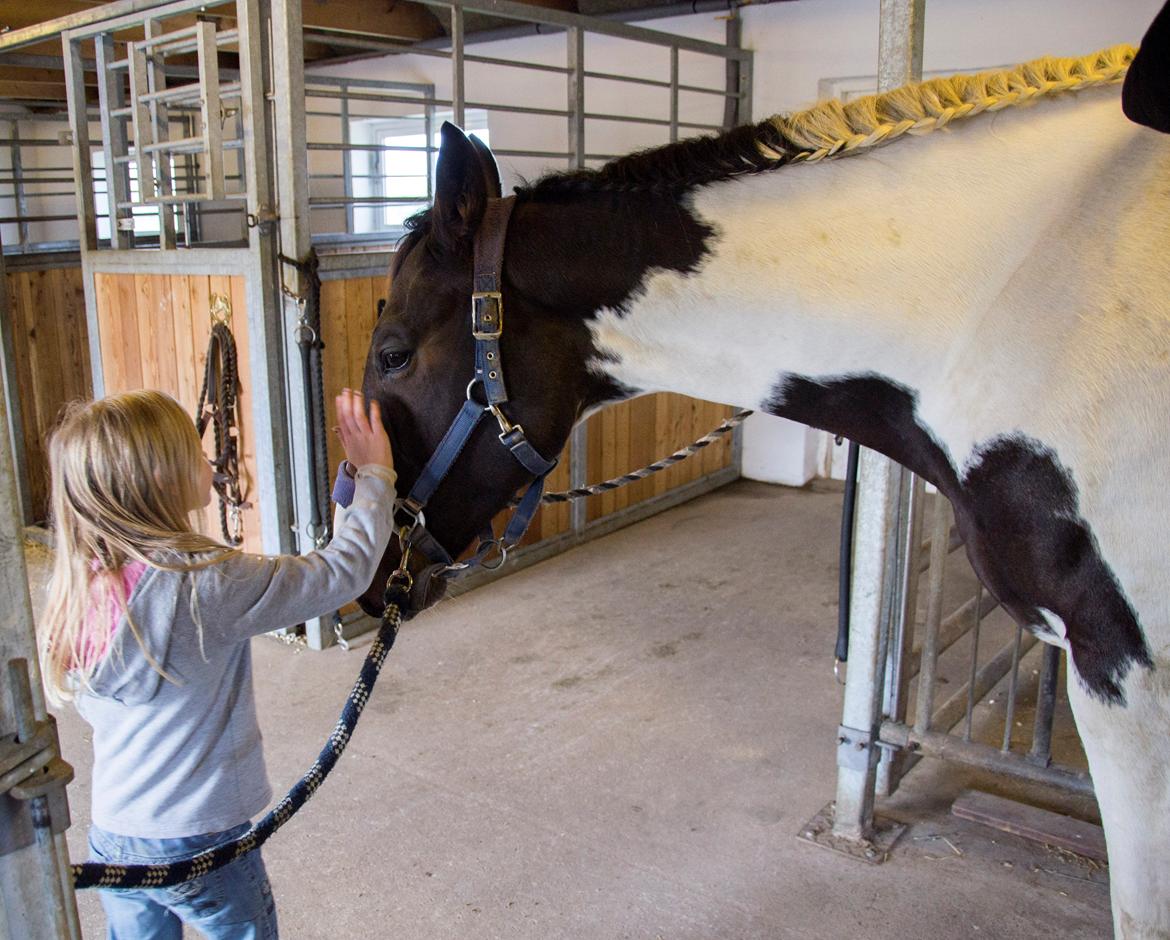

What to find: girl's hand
left=335, top=388, right=394, bottom=472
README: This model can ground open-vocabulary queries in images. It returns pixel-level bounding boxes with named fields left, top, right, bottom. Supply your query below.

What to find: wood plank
left=6, top=272, right=47, bottom=519
left=188, top=275, right=213, bottom=418
left=613, top=400, right=631, bottom=511
left=133, top=274, right=160, bottom=391
left=586, top=410, right=603, bottom=522
left=653, top=393, right=671, bottom=497
left=951, top=790, right=1107, bottom=862
left=344, top=276, right=373, bottom=393
left=319, top=278, right=351, bottom=475
left=170, top=276, right=195, bottom=413
left=146, top=274, right=179, bottom=400
left=600, top=404, right=617, bottom=517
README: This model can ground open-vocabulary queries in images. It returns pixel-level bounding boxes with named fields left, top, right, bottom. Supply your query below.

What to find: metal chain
left=535, top=409, right=752, bottom=504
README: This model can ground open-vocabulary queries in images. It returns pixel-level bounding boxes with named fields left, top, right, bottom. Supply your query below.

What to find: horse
left=357, top=28, right=1170, bottom=939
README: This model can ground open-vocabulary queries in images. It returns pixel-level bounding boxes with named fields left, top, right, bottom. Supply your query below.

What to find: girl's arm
left=198, top=389, right=397, bottom=639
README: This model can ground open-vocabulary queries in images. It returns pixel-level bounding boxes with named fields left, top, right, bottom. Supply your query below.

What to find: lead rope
left=71, top=587, right=407, bottom=890
left=525, top=409, right=752, bottom=505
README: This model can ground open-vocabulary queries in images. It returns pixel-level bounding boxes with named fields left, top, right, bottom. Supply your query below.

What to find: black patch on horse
left=1123, top=0, right=1170, bottom=134
left=764, top=372, right=1153, bottom=705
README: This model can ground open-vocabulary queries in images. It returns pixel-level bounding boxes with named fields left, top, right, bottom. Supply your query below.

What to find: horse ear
left=468, top=133, right=502, bottom=199
left=433, top=121, right=492, bottom=251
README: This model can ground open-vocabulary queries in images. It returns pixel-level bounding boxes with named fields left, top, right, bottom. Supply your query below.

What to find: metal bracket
left=797, top=802, right=906, bottom=865
left=836, top=723, right=877, bottom=772
left=1, top=660, right=73, bottom=857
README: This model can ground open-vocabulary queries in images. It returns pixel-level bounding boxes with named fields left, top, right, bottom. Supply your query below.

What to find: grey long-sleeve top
left=75, top=464, right=396, bottom=838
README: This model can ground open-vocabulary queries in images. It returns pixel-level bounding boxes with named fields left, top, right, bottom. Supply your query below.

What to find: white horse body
left=588, top=85, right=1170, bottom=937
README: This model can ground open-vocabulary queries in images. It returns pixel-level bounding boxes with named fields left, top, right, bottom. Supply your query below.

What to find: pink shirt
left=82, top=561, right=148, bottom=669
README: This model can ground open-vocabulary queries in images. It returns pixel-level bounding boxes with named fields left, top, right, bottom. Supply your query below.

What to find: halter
left=385, top=195, right=557, bottom=602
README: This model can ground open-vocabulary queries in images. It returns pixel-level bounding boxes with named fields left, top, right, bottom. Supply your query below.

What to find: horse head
left=358, top=123, right=621, bottom=616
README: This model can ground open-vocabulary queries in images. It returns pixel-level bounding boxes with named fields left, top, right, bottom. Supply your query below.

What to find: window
left=92, top=150, right=165, bottom=240
left=352, top=109, right=490, bottom=235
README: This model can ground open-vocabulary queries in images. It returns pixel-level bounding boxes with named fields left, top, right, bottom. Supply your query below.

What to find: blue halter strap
left=396, top=195, right=557, bottom=578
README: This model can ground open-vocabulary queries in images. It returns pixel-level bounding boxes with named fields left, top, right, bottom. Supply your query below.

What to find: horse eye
left=380, top=349, right=412, bottom=374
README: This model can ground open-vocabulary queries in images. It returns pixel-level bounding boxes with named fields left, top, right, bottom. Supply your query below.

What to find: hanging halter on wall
left=196, top=294, right=249, bottom=545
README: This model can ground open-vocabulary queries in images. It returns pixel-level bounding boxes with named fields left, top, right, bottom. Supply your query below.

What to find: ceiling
left=0, top=0, right=754, bottom=106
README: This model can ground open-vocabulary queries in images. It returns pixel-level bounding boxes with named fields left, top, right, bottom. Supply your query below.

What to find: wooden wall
left=92, top=272, right=264, bottom=554
left=317, top=274, right=733, bottom=554
left=5, top=264, right=92, bottom=524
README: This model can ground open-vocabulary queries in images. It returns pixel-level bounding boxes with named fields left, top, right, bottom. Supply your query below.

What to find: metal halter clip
left=471, top=291, right=503, bottom=339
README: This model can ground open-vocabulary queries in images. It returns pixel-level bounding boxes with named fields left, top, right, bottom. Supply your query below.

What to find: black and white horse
left=360, top=22, right=1170, bottom=937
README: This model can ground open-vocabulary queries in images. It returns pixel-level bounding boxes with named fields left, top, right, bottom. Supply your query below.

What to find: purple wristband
left=331, top=460, right=356, bottom=508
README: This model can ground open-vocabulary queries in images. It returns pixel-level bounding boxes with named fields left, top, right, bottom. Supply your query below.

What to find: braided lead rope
left=72, top=598, right=404, bottom=890
left=757, top=50, right=1133, bottom=166
left=537, top=409, right=752, bottom=504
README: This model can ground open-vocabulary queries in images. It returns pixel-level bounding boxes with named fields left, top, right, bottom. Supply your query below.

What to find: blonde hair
left=40, top=390, right=235, bottom=704
left=759, top=44, right=1135, bottom=164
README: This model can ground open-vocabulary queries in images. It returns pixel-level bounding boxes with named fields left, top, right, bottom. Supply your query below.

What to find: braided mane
left=518, top=44, right=1134, bottom=200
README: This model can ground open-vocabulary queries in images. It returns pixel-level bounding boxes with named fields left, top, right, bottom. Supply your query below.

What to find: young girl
left=40, top=387, right=395, bottom=940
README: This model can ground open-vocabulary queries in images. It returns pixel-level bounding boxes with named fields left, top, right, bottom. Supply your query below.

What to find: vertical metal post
left=722, top=9, right=741, bottom=129
left=450, top=5, right=465, bottom=128
left=271, top=0, right=332, bottom=647
left=669, top=47, right=679, bottom=143
left=875, top=473, right=924, bottom=795
left=0, top=224, right=81, bottom=939
left=913, top=494, right=951, bottom=733
left=877, top=0, right=926, bottom=90
left=9, top=124, right=29, bottom=249
left=197, top=20, right=225, bottom=201
left=341, top=83, right=354, bottom=235
left=832, top=453, right=907, bottom=841
left=63, top=34, right=98, bottom=252
left=567, top=24, right=588, bottom=535
left=96, top=34, right=134, bottom=250
left=143, top=19, right=177, bottom=249
left=1029, top=643, right=1061, bottom=766
left=828, top=0, right=924, bottom=847
left=237, top=0, right=296, bottom=557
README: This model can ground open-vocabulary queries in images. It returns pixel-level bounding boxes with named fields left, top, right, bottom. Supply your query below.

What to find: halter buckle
left=471, top=292, right=503, bottom=339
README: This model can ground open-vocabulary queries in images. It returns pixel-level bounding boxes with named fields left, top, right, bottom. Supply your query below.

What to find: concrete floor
left=31, top=479, right=1111, bottom=939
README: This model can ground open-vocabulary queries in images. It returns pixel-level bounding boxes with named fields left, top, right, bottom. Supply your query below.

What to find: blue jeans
left=88, top=823, right=279, bottom=940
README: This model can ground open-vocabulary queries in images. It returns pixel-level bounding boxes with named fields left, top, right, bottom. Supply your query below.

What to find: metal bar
left=60, top=0, right=240, bottom=42
left=875, top=472, right=924, bottom=796
left=86, top=247, right=249, bottom=274
left=9, top=124, right=29, bottom=249
left=237, top=0, right=295, bottom=557
left=880, top=723, right=1093, bottom=797
left=341, top=83, right=354, bottom=235
left=669, top=47, right=679, bottom=143
left=1001, top=625, right=1024, bottom=752
left=878, top=0, right=927, bottom=90
left=197, top=21, right=225, bottom=200
left=96, top=35, right=134, bottom=249
left=832, top=452, right=904, bottom=841
left=451, top=6, right=465, bottom=128
left=934, top=630, right=1038, bottom=741
left=567, top=27, right=585, bottom=168
left=144, top=19, right=177, bottom=249
left=912, top=494, right=950, bottom=733
left=722, top=7, right=741, bottom=128
left=1029, top=643, right=1062, bottom=767
left=130, top=41, right=157, bottom=202
left=0, top=225, right=82, bottom=937
left=907, top=587, right=999, bottom=678
left=62, top=35, right=98, bottom=252
left=963, top=584, right=983, bottom=741
left=0, top=230, right=32, bottom=524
